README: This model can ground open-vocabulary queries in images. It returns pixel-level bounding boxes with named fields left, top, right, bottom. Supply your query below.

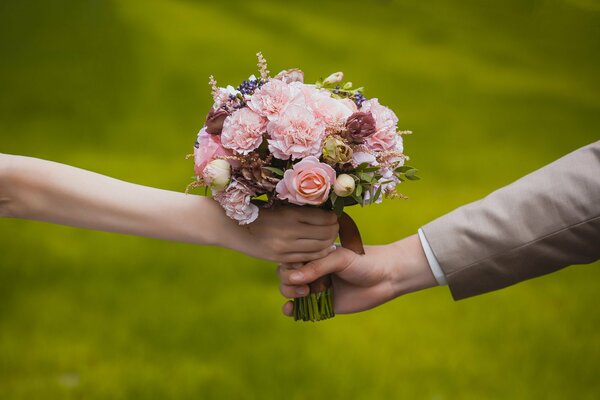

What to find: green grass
left=1, top=0, right=599, bottom=398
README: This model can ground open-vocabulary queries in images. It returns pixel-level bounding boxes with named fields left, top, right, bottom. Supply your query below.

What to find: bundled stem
left=293, top=212, right=365, bottom=322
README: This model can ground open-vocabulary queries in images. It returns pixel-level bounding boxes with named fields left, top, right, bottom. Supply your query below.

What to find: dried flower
left=322, top=136, right=353, bottom=164
left=256, top=52, right=270, bottom=81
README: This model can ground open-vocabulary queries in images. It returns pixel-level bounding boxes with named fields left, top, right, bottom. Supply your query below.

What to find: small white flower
left=323, top=72, right=344, bottom=85
left=334, top=174, right=356, bottom=197
left=204, top=159, right=231, bottom=191
left=225, top=85, right=241, bottom=97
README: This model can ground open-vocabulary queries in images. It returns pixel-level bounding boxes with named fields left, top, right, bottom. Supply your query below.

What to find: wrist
left=388, top=234, right=438, bottom=298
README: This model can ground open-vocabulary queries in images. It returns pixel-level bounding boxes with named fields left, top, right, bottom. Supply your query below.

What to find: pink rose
left=194, top=128, right=232, bottom=176
left=276, top=156, right=336, bottom=206
left=247, top=79, right=295, bottom=121
left=267, top=105, right=326, bottom=160
left=214, top=181, right=259, bottom=225
left=360, top=98, right=399, bottom=151
left=221, top=108, right=268, bottom=155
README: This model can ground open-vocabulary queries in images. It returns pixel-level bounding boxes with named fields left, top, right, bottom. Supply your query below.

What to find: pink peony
left=276, top=156, right=336, bottom=206
left=221, top=108, right=268, bottom=155
left=359, top=98, right=399, bottom=151
left=214, top=181, right=259, bottom=225
left=247, top=79, right=295, bottom=121
left=194, top=128, right=233, bottom=176
left=267, top=105, right=326, bottom=160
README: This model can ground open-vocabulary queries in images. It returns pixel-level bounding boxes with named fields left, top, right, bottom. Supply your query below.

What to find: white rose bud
left=204, top=159, right=231, bottom=191
left=323, top=71, right=344, bottom=85
left=334, top=174, right=355, bottom=197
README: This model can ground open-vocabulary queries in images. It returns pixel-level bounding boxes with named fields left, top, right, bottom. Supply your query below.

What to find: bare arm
left=0, top=154, right=338, bottom=263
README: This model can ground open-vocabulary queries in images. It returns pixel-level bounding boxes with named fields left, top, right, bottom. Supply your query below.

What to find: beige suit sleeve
left=421, top=141, right=600, bottom=300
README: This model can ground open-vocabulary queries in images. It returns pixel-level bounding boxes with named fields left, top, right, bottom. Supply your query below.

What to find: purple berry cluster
left=237, top=78, right=265, bottom=96
left=353, top=91, right=367, bottom=106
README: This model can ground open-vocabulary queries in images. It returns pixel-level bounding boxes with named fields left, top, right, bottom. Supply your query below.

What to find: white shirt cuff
left=417, top=228, right=447, bottom=286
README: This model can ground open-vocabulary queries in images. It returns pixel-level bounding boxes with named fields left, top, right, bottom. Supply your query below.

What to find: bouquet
left=188, top=53, right=419, bottom=322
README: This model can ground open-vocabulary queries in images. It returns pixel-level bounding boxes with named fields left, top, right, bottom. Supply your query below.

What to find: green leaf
left=262, top=166, right=284, bottom=176
left=404, top=168, right=420, bottom=180
left=343, top=81, right=353, bottom=90
left=355, top=184, right=363, bottom=197
left=373, top=185, right=383, bottom=203
left=333, top=196, right=345, bottom=216
left=395, top=166, right=414, bottom=173
left=352, top=193, right=363, bottom=206
left=358, top=172, right=374, bottom=182
left=330, top=193, right=338, bottom=205
left=355, top=162, right=370, bottom=171
left=361, top=166, right=380, bottom=173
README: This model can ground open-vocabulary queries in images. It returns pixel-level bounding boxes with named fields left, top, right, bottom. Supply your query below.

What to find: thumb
left=280, top=247, right=357, bottom=286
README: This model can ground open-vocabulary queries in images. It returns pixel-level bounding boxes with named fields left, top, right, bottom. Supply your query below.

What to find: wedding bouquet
left=188, top=53, right=419, bottom=321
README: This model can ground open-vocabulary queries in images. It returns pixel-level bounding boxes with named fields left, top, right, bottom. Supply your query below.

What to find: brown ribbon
left=338, top=212, right=366, bottom=255
left=308, top=212, right=365, bottom=293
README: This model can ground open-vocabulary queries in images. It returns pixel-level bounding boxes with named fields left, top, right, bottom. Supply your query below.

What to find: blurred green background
left=1, top=0, right=599, bottom=398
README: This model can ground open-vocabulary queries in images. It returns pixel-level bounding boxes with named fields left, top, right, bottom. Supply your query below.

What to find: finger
left=296, top=208, right=338, bottom=226
left=280, top=245, right=337, bottom=264
left=284, top=238, right=336, bottom=253
left=280, top=283, right=309, bottom=298
left=280, top=248, right=356, bottom=285
left=282, top=301, right=294, bottom=317
left=295, top=223, right=339, bottom=241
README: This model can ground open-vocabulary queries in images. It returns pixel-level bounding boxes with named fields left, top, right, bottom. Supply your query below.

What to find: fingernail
left=296, top=287, right=306, bottom=295
left=290, top=271, right=304, bottom=282
left=329, top=245, right=337, bottom=252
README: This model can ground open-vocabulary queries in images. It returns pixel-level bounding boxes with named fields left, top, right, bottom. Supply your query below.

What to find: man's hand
left=277, top=234, right=438, bottom=315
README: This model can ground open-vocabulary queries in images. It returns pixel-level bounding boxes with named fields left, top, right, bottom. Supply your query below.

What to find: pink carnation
left=194, top=128, right=232, bottom=176
left=276, top=156, right=336, bottom=206
left=247, top=79, right=295, bottom=121
left=214, top=181, right=259, bottom=225
left=267, top=105, right=326, bottom=160
left=360, top=98, right=399, bottom=151
left=313, top=96, right=357, bottom=127
left=221, top=108, right=268, bottom=155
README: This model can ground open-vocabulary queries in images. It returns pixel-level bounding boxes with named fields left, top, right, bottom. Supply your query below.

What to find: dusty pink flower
left=360, top=98, right=399, bottom=151
left=194, top=128, right=233, bottom=176
left=276, top=156, right=336, bottom=206
left=345, top=111, right=376, bottom=143
left=205, top=107, right=229, bottom=135
left=267, top=105, right=326, bottom=160
left=214, top=181, right=259, bottom=225
left=274, top=68, right=304, bottom=84
left=221, top=108, right=268, bottom=155
left=247, top=79, right=295, bottom=121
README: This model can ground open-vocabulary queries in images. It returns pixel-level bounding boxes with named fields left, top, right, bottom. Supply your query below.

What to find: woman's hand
left=277, top=234, right=438, bottom=315
left=228, top=206, right=339, bottom=263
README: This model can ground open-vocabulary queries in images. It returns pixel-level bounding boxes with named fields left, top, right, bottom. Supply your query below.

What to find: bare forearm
left=0, top=154, right=230, bottom=246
